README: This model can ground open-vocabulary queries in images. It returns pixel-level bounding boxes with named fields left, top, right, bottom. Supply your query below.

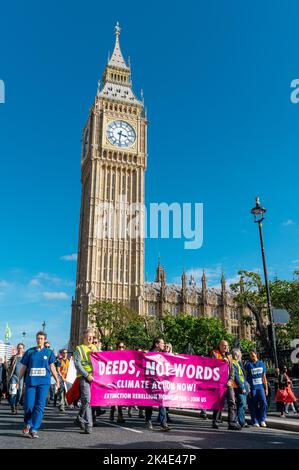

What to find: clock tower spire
left=70, top=24, right=147, bottom=347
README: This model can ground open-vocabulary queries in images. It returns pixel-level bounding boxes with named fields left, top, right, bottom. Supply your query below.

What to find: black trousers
left=212, top=385, right=237, bottom=424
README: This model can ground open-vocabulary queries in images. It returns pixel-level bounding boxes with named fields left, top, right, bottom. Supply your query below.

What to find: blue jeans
left=145, top=406, right=167, bottom=426
left=10, top=388, right=23, bottom=408
left=248, top=387, right=267, bottom=425
left=235, top=390, right=247, bottom=427
left=24, top=384, right=50, bottom=432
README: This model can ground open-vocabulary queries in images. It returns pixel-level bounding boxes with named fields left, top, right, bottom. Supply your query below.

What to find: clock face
left=106, top=120, right=136, bottom=148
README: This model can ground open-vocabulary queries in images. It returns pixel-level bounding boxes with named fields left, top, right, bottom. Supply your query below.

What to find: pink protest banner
left=90, top=350, right=228, bottom=409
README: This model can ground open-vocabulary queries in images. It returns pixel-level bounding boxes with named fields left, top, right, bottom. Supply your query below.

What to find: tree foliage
left=86, top=301, right=233, bottom=354
left=230, top=270, right=299, bottom=352
left=162, top=313, right=233, bottom=355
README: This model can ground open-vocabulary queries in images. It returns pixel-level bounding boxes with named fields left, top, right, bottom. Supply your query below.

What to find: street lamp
left=251, top=196, right=278, bottom=369
left=42, top=321, right=46, bottom=332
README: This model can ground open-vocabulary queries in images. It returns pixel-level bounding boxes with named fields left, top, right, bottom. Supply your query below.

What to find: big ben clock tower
left=70, top=23, right=147, bottom=347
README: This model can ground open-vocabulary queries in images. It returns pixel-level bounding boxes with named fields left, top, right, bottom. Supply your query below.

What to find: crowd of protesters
left=0, top=329, right=298, bottom=438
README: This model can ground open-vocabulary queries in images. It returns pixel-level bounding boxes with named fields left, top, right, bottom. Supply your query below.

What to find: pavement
left=1, top=403, right=299, bottom=449
left=164, top=408, right=299, bottom=433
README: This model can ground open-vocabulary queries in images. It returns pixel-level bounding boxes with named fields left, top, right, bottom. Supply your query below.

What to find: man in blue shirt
left=245, top=349, right=268, bottom=428
left=17, top=331, right=60, bottom=438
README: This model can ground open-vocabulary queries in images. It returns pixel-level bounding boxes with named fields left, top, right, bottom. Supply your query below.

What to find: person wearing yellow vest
left=210, top=340, right=241, bottom=431
left=231, top=348, right=249, bottom=428
left=74, top=328, right=97, bottom=434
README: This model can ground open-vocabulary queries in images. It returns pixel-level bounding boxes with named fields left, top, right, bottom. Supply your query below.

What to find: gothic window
left=119, top=253, right=124, bottom=283
left=122, top=173, right=126, bottom=195
left=231, top=311, right=239, bottom=320
left=125, top=253, right=129, bottom=283
left=111, top=172, right=116, bottom=201
left=231, top=325, right=239, bottom=337
left=149, top=303, right=156, bottom=316
left=127, top=173, right=131, bottom=199
left=131, top=262, right=135, bottom=284
left=171, top=305, right=178, bottom=316
left=106, top=170, right=110, bottom=199
left=191, top=306, right=198, bottom=316
left=108, top=251, right=113, bottom=282
left=132, top=171, right=137, bottom=202
left=103, top=251, right=108, bottom=280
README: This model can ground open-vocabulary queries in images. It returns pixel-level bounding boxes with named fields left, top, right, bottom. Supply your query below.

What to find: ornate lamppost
left=251, top=197, right=278, bottom=368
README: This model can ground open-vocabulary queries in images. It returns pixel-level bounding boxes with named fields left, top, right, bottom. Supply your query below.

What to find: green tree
left=117, top=316, right=161, bottom=350
left=87, top=300, right=140, bottom=349
left=230, top=270, right=299, bottom=352
left=239, top=338, right=257, bottom=354
left=162, top=313, right=233, bottom=355
left=87, top=300, right=161, bottom=350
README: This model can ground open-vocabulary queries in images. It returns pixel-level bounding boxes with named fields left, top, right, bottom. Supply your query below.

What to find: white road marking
left=103, top=421, right=143, bottom=434
left=182, top=444, right=202, bottom=449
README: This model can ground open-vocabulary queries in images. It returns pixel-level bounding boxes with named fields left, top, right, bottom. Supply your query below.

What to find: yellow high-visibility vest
left=232, top=359, right=245, bottom=388
left=76, top=343, right=97, bottom=377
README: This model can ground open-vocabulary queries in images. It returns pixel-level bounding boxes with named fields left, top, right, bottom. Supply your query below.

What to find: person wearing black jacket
left=0, top=357, right=7, bottom=404
left=274, top=367, right=287, bottom=417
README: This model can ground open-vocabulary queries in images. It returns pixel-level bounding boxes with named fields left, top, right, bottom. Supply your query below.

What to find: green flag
left=5, top=323, right=11, bottom=342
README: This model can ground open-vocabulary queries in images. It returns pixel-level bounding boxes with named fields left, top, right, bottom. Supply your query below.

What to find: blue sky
left=0, top=0, right=298, bottom=350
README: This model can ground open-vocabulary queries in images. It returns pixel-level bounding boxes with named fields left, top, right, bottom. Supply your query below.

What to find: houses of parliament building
left=69, top=24, right=254, bottom=348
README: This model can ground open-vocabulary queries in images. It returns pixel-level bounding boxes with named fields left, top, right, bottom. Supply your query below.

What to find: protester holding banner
left=245, top=349, right=268, bottom=428
left=144, top=337, right=171, bottom=432
left=91, top=336, right=106, bottom=425
left=231, top=348, right=249, bottom=428
left=110, top=341, right=126, bottom=424
left=211, top=340, right=241, bottom=430
left=17, top=331, right=60, bottom=438
left=7, top=343, right=25, bottom=414
left=74, top=327, right=98, bottom=434
left=162, top=343, right=174, bottom=425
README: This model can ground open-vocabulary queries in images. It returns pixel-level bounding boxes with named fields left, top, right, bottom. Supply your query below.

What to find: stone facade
left=143, top=261, right=255, bottom=340
left=69, top=24, right=254, bottom=348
